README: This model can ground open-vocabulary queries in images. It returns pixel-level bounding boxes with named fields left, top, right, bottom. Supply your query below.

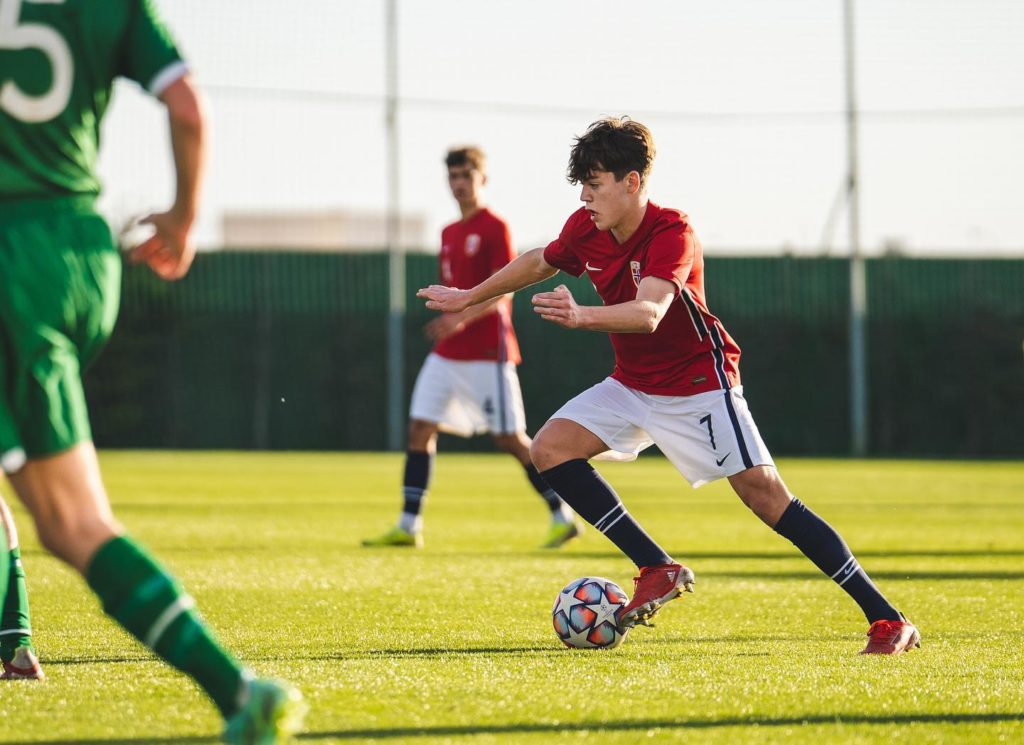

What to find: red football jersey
left=543, top=202, right=741, bottom=395
left=434, top=208, right=522, bottom=364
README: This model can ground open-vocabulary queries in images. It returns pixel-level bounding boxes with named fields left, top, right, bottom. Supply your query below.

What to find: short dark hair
left=567, top=117, right=655, bottom=188
left=445, top=146, right=487, bottom=173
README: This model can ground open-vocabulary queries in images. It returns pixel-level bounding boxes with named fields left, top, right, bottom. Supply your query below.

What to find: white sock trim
left=837, top=561, right=861, bottom=586
left=595, top=503, right=626, bottom=532
left=235, top=669, right=256, bottom=710
left=143, top=594, right=196, bottom=649
left=552, top=506, right=574, bottom=524
left=599, top=511, right=628, bottom=534
left=398, top=512, right=422, bottom=534
left=830, top=556, right=857, bottom=580
left=0, top=628, right=30, bottom=637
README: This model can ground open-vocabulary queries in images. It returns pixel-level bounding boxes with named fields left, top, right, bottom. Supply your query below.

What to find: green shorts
left=0, top=196, right=121, bottom=470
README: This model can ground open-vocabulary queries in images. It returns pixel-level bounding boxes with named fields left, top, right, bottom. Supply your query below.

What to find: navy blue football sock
left=540, top=459, right=671, bottom=568
left=524, top=463, right=567, bottom=515
left=401, top=450, right=433, bottom=518
left=773, top=498, right=901, bottom=623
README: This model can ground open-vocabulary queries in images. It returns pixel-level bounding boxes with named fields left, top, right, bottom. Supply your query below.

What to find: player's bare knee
left=407, top=419, right=438, bottom=451
left=492, top=433, right=515, bottom=453
left=494, top=431, right=530, bottom=461
left=529, top=433, right=557, bottom=471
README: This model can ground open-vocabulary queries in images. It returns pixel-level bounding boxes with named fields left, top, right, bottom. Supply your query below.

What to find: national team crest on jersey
left=630, top=261, right=641, bottom=288
left=465, top=234, right=481, bottom=256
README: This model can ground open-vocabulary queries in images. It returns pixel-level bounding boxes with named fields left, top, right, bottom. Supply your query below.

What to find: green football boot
left=361, top=525, right=423, bottom=548
left=223, top=678, right=307, bottom=744
left=541, top=519, right=582, bottom=549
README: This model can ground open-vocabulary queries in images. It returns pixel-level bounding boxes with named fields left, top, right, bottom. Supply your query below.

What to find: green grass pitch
left=1, top=452, right=1022, bottom=743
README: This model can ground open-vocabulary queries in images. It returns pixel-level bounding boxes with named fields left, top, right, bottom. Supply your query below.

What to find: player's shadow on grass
left=24, top=738, right=217, bottom=744
left=702, top=569, right=1024, bottom=581
left=297, top=712, right=1021, bottom=740
left=39, top=648, right=559, bottom=669
left=30, top=711, right=1021, bottom=744
left=42, top=655, right=152, bottom=666
left=529, top=548, right=1024, bottom=561
left=303, top=645, right=556, bottom=661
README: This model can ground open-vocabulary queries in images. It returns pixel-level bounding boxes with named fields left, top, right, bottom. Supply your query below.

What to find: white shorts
left=409, top=353, right=527, bottom=437
left=551, top=377, right=774, bottom=488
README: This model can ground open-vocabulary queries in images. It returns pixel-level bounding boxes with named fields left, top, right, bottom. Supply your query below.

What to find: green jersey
left=0, top=0, right=184, bottom=200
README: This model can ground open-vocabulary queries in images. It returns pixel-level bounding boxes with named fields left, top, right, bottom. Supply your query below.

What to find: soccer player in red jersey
left=364, top=147, right=581, bottom=549
left=419, top=119, right=919, bottom=655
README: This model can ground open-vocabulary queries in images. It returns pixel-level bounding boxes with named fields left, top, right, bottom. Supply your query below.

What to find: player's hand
left=424, top=313, right=466, bottom=341
left=532, top=284, right=586, bottom=329
left=417, top=285, right=473, bottom=313
left=127, top=209, right=196, bottom=281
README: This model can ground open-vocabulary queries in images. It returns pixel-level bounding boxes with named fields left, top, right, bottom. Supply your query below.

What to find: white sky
left=96, top=0, right=1024, bottom=256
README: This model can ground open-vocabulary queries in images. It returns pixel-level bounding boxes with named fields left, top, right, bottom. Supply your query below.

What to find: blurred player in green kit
left=0, top=1, right=306, bottom=741
left=0, top=489, right=40, bottom=679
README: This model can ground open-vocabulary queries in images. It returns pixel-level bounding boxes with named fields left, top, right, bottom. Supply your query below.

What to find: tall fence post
left=385, top=0, right=405, bottom=451
left=844, top=0, right=868, bottom=456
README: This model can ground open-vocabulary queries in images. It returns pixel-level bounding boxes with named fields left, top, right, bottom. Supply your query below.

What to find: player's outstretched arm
left=417, top=247, right=557, bottom=312
left=532, top=276, right=676, bottom=333
left=129, top=75, right=207, bottom=281
left=423, top=294, right=511, bottom=341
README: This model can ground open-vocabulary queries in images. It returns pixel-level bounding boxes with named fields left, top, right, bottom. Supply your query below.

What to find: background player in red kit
left=419, top=119, right=920, bottom=655
left=364, top=146, right=580, bottom=549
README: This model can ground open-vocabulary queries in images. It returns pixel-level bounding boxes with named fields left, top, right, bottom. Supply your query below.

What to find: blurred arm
left=162, top=74, right=206, bottom=226
left=423, top=295, right=511, bottom=341
left=128, top=75, right=207, bottom=280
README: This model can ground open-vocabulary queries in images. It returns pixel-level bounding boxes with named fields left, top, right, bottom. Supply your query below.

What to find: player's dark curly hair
left=567, top=116, right=656, bottom=188
left=445, top=146, right=487, bottom=173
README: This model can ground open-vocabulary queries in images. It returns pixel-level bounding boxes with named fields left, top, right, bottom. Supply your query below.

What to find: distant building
left=221, top=209, right=428, bottom=252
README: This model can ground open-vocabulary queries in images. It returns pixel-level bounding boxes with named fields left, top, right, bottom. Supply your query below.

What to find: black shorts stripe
left=495, top=362, right=508, bottom=433
left=496, top=310, right=509, bottom=433
left=723, top=391, right=754, bottom=469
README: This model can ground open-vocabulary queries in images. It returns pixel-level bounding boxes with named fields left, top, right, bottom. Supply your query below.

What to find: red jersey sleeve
left=543, top=210, right=587, bottom=277
left=641, top=218, right=695, bottom=290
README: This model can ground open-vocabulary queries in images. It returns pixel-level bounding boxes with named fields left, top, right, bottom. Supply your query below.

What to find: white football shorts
left=550, top=377, right=774, bottom=487
left=409, top=353, right=527, bottom=437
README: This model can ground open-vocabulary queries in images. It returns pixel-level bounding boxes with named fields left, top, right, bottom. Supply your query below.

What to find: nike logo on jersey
left=715, top=453, right=731, bottom=467
left=585, top=261, right=603, bottom=272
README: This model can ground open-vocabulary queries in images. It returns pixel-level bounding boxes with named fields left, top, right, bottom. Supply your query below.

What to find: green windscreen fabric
left=84, top=253, right=1024, bottom=457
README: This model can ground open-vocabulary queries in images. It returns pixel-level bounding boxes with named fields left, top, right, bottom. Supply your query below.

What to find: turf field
left=1, top=452, right=1022, bottom=744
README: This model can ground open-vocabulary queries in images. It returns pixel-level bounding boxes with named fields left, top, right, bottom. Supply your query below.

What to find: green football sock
left=0, top=534, right=7, bottom=625
left=86, top=535, right=249, bottom=717
left=0, top=547, right=34, bottom=661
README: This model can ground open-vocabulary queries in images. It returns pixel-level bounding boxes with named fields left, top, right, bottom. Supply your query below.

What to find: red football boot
left=860, top=618, right=921, bottom=655
left=619, top=562, right=696, bottom=629
left=1, top=647, right=45, bottom=681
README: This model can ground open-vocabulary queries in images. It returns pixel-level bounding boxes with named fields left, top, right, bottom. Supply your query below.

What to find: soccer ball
left=552, top=576, right=629, bottom=649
